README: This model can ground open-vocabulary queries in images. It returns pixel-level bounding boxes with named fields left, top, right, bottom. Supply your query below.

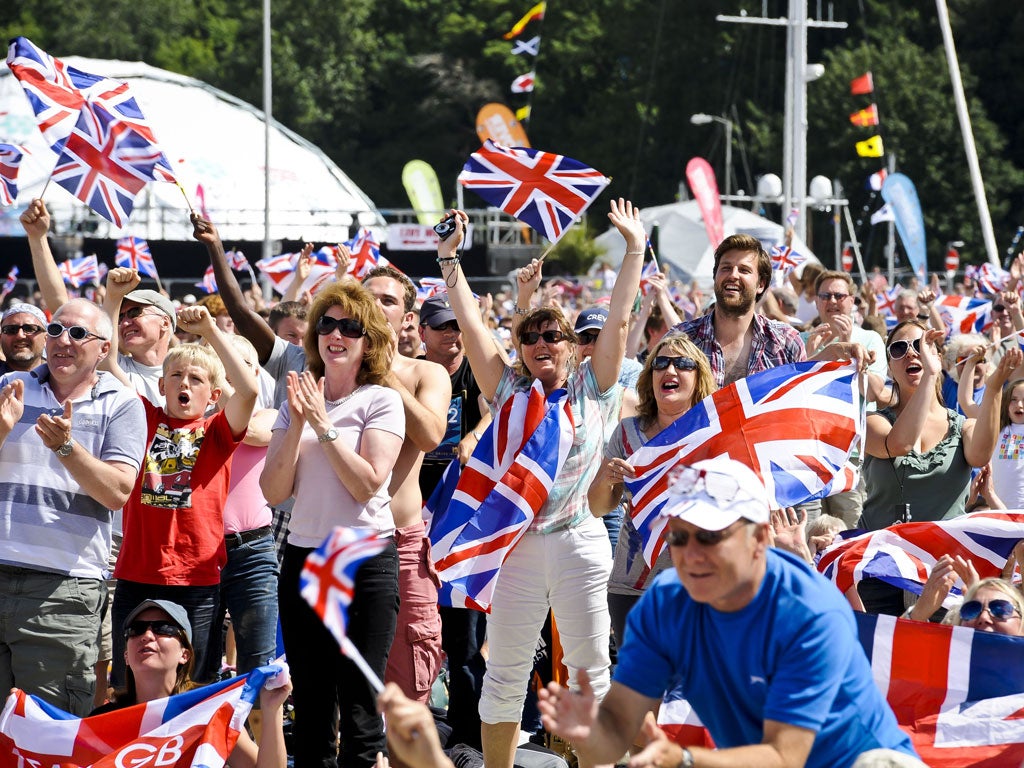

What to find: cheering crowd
left=1, top=196, right=1024, bottom=768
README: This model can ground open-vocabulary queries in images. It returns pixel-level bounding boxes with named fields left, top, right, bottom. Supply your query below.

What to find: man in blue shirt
left=538, top=456, right=923, bottom=768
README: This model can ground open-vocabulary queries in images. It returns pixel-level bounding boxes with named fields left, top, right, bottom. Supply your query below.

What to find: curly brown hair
left=303, top=281, right=394, bottom=383
left=635, top=331, right=715, bottom=430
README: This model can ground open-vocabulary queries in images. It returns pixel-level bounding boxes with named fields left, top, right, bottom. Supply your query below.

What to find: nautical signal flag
left=511, top=72, right=536, bottom=93
left=867, top=168, right=888, bottom=191
left=516, top=106, right=531, bottom=122
left=850, top=71, right=874, bottom=95
left=503, top=2, right=546, bottom=40
left=849, top=104, right=879, bottom=127
left=511, top=36, right=541, bottom=56
left=856, top=135, right=884, bottom=158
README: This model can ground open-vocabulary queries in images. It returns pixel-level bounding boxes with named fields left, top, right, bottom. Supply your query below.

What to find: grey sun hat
left=123, top=289, right=177, bottom=331
left=123, top=599, right=193, bottom=644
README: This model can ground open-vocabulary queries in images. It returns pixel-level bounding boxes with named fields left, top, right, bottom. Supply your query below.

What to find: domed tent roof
left=0, top=57, right=383, bottom=241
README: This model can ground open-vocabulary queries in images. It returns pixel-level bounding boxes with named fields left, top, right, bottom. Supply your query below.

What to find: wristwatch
left=56, top=438, right=75, bottom=457
left=679, top=747, right=695, bottom=768
left=317, top=428, right=339, bottom=444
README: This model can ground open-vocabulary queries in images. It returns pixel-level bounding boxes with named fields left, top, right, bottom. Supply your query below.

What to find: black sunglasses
left=887, top=337, right=922, bottom=360
left=992, top=304, right=1007, bottom=313
left=520, top=330, right=566, bottom=345
left=118, top=306, right=159, bottom=323
left=652, top=355, right=698, bottom=372
left=46, top=322, right=106, bottom=342
left=577, top=330, right=600, bottom=345
left=817, top=292, right=851, bottom=302
left=960, top=598, right=1019, bottom=622
left=125, top=619, right=184, bottom=639
left=1, top=323, right=44, bottom=336
left=663, top=520, right=746, bottom=548
left=430, top=320, right=460, bottom=333
left=316, top=315, right=365, bottom=338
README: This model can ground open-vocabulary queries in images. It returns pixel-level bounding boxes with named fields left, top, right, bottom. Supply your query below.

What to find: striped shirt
left=0, top=367, right=146, bottom=578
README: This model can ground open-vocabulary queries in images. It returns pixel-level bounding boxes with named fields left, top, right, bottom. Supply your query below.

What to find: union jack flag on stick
left=817, top=511, right=1024, bottom=601
left=196, top=265, right=218, bottom=294
left=429, top=380, right=574, bottom=611
left=769, top=244, right=807, bottom=276
left=458, top=139, right=610, bottom=245
left=51, top=100, right=168, bottom=228
left=0, top=266, right=19, bottom=303
left=623, top=360, right=862, bottom=568
left=300, top=527, right=391, bottom=692
left=115, top=236, right=158, bottom=278
left=0, top=144, right=26, bottom=206
left=58, top=255, right=100, bottom=288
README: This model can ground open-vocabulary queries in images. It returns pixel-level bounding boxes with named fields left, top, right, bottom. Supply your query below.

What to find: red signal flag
left=849, top=104, right=879, bottom=127
left=850, top=72, right=874, bottom=96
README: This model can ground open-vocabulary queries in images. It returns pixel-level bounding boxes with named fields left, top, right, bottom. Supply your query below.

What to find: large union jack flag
left=0, top=665, right=282, bottom=768
left=428, top=380, right=575, bottom=611
left=659, top=612, right=1024, bottom=767
left=58, top=255, right=100, bottom=288
left=115, top=236, right=158, bottom=278
left=51, top=100, right=167, bottom=228
left=965, top=263, right=1010, bottom=296
left=817, top=512, right=1024, bottom=601
left=0, top=144, right=26, bottom=206
left=300, top=527, right=391, bottom=648
left=458, top=139, right=610, bottom=245
left=623, top=360, right=862, bottom=568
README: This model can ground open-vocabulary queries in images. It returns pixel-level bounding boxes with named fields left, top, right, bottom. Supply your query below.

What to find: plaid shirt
left=672, top=312, right=806, bottom=388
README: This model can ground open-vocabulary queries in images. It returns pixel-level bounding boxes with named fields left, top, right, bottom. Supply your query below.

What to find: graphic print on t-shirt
left=998, top=429, right=1024, bottom=461
left=141, top=421, right=207, bottom=508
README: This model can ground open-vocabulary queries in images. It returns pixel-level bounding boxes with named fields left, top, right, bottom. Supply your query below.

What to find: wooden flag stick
left=174, top=181, right=196, bottom=216
left=536, top=243, right=556, bottom=263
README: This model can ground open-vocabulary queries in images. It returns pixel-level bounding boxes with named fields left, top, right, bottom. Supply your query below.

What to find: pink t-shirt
left=272, top=384, right=405, bottom=548
left=224, top=442, right=272, bottom=534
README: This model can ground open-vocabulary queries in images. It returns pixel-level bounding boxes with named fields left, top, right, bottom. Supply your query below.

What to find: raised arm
left=178, top=305, right=258, bottom=437
left=436, top=211, right=508, bottom=401
left=20, top=199, right=68, bottom=312
left=591, top=199, right=646, bottom=392
left=282, top=243, right=314, bottom=304
left=191, top=214, right=277, bottom=364
left=963, top=347, right=1024, bottom=466
left=98, top=267, right=140, bottom=389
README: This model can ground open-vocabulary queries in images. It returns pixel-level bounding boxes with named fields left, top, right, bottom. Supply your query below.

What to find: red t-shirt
left=115, top=401, right=243, bottom=586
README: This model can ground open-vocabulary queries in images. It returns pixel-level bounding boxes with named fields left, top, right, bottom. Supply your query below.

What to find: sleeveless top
left=860, top=407, right=969, bottom=530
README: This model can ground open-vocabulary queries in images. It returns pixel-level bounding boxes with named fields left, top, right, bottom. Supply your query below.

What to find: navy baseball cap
left=574, top=307, right=608, bottom=334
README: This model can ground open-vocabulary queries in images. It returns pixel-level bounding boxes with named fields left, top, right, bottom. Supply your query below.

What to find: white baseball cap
left=659, top=456, right=771, bottom=531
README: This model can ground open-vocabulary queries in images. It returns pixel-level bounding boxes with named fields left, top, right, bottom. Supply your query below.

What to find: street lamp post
left=690, top=113, right=733, bottom=198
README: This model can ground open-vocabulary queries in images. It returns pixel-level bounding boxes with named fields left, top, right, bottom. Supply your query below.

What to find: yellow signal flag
left=515, top=105, right=531, bottom=121
left=855, top=135, right=884, bottom=158
left=503, top=2, right=546, bottom=40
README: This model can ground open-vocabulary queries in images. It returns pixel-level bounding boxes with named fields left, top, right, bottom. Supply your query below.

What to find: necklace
left=325, top=384, right=365, bottom=408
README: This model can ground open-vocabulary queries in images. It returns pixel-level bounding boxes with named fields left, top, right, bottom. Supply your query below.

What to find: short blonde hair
left=948, top=577, right=1024, bottom=628
left=163, top=343, right=226, bottom=391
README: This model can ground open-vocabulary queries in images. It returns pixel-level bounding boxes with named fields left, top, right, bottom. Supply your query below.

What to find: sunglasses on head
left=316, top=315, right=365, bottom=338
left=125, top=619, right=184, bottom=639
left=670, top=466, right=744, bottom=504
left=887, top=337, right=922, bottom=360
left=959, top=598, right=1019, bottom=623
left=577, top=330, right=600, bottom=345
left=652, top=355, right=698, bottom=372
left=1, top=323, right=43, bottom=336
left=46, top=322, right=106, bottom=342
left=520, top=330, right=566, bottom=345
left=663, top=519, right=746, bottom=547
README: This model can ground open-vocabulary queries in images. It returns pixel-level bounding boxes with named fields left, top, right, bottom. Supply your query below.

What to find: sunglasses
left=46, top=322, right=106, bottom=342
left=663, top=519, right=747, bottom=547
left=959, top=598, right=1019, bottom=623
left=125, top=619, right=184, bottom=639
left=817, top=292, right=851, bottom=302
left=992, top=304, right=1007, bottom=314
left=577, top=330, right=599, bottom=345
left=1, top=323, right=44, bottom=336
left=652, top=355, right=698, bottom=372
left=669, top=466, right=746, bottom=504
left=118, top=306, right=160, bottom=323
left=887, top=337, right=922, bottom=360
left=431, top=320, right=460, bottom=333
left=316, top=315, right=365, bottom=338
left=520, top=330, right=566, bottom=345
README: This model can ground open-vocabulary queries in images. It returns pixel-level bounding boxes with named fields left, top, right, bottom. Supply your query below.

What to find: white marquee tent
left=593, top=200, right=820, bottom=287
left=0, top=57, right=384, bottom=241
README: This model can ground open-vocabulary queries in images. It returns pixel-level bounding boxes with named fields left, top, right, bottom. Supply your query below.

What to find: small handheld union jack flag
left=768, top=244, right=806, bottom=276
left=115, top=236, right=158, bottom=278
left=0, top=144, right=26, bottom=207
left=1, top=266, right=19, bottom=303
left=58, top=255, right=99, bottom=288
left=226, top=250, right=249, bottom=271
left=196, top=265, right=218, bottom=294
left=458, top=139, right=610, bottom=245
left=300, top=527, right=391, bottom=690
